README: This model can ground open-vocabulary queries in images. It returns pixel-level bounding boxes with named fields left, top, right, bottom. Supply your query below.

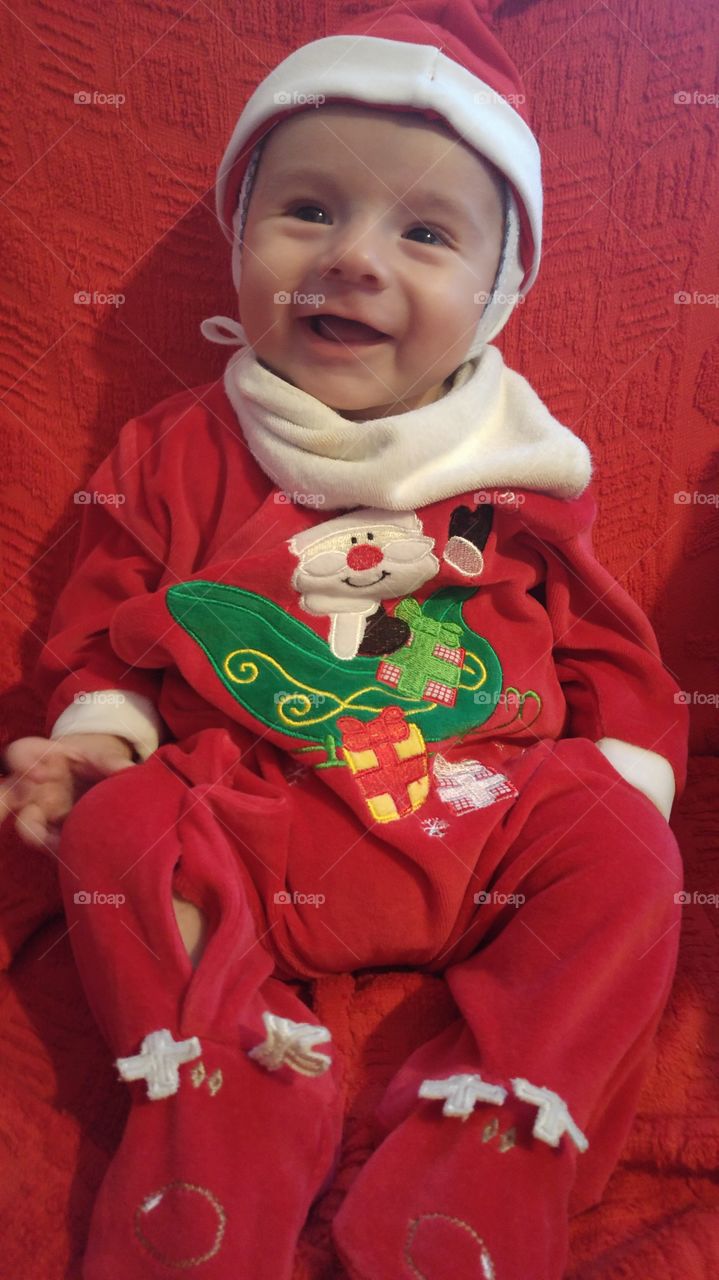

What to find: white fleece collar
left=208, top=324, right=592, bottom=511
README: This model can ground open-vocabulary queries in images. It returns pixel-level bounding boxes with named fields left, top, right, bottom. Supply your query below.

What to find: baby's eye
left=290, top=205, right=329, bottom=223
left=288, top=206, right=448, bottom=246
left=406, top=226, right=447, bottom=247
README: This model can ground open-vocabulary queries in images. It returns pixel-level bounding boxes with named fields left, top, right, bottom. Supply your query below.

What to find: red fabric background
left=1, top=1, right=718, bottom=1276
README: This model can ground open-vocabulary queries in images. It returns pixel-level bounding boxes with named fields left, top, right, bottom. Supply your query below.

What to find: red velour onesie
left=35, top=372, right=688, bottom=1280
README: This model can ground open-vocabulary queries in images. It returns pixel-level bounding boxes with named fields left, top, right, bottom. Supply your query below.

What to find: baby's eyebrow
left=405, top=190, right=478, bottom=226
left=264, top=167, right=479, bottom=227
left=263, top=167, right=333, bottom=196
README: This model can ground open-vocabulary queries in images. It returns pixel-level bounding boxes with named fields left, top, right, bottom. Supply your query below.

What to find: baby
left=1, top=1, right=688, bottom=1277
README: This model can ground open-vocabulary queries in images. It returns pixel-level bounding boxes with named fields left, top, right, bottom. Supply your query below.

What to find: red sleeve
left=34, top=413, right=171, bottom=736
left=530, top=489, right=689, bottom=796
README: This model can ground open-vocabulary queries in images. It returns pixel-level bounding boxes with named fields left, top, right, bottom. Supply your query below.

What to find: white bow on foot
left=248, top=1011, right=333, bottom=1076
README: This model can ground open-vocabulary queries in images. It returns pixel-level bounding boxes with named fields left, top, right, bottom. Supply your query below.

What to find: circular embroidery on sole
left=405, top=1212, right=495, bottom=1279
left=135, top=1180, right=226, bottom=1267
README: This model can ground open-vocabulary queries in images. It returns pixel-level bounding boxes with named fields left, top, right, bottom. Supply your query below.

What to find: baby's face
left=238, top=105, right=505, bottom=419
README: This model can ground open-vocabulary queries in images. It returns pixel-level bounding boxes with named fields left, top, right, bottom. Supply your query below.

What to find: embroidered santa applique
left=288, top=508, right=439, bottom=660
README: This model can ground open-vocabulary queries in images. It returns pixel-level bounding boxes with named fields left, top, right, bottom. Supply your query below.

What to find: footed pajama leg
left=58, top=747, right=344, bottom=1280
left=333, top=740, right=683, bottom=1280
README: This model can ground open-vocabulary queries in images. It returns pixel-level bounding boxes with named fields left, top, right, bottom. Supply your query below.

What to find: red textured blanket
left=1, top=1, right=718, bottom=1276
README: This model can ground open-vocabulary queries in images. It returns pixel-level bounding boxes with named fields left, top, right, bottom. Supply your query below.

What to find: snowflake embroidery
left=433, top=754, right=518, bottom=815
left=420, top=817, right=450, bottom=838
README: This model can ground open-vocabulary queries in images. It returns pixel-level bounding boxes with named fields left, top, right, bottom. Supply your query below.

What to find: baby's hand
left=0, top=733, right=135, bottom=856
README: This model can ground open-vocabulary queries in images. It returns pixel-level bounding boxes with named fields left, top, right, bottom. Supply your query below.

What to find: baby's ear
left=448, top=503, right=494, bottom=553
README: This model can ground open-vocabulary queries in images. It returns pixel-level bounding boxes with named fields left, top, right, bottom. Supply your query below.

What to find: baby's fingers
left=3, top=777, right=74, bottom=854
left=23, top=777, right=75, bottom=825
left=14, top=802, right=61, bottom=855
left=4, top=736, right=63, bottom=779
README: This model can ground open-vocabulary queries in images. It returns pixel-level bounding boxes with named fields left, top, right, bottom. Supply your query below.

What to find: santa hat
left=211, top=0, right=542, bottom=349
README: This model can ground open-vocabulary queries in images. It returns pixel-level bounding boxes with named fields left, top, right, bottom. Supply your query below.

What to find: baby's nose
left=346, top=543, right=384, bottom=571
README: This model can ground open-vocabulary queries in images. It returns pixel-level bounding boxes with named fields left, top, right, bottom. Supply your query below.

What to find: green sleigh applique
left=165, top=582, right=541, bottom=767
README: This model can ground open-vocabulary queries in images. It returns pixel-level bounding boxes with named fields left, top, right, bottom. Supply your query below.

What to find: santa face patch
left=288, top=508, right=439, bottom=660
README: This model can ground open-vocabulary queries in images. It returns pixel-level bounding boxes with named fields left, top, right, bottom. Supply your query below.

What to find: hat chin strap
left=230, top=202, right=245, bottom=295
left=227, top=184, right=524, bottom=355
left=466, top=190, right=525, bottom=351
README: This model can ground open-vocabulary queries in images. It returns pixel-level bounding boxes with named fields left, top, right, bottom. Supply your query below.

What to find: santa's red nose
left=346, top=543, right=383, bottom=571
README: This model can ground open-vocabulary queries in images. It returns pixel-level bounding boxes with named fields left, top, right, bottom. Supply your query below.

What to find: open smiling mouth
left=302, top=315, right=391, bottom=345
left=341, top=572, right=390, bottom=588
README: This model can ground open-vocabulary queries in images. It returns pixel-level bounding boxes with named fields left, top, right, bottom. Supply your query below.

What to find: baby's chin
left=254, top=353, right=420, bottom=418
